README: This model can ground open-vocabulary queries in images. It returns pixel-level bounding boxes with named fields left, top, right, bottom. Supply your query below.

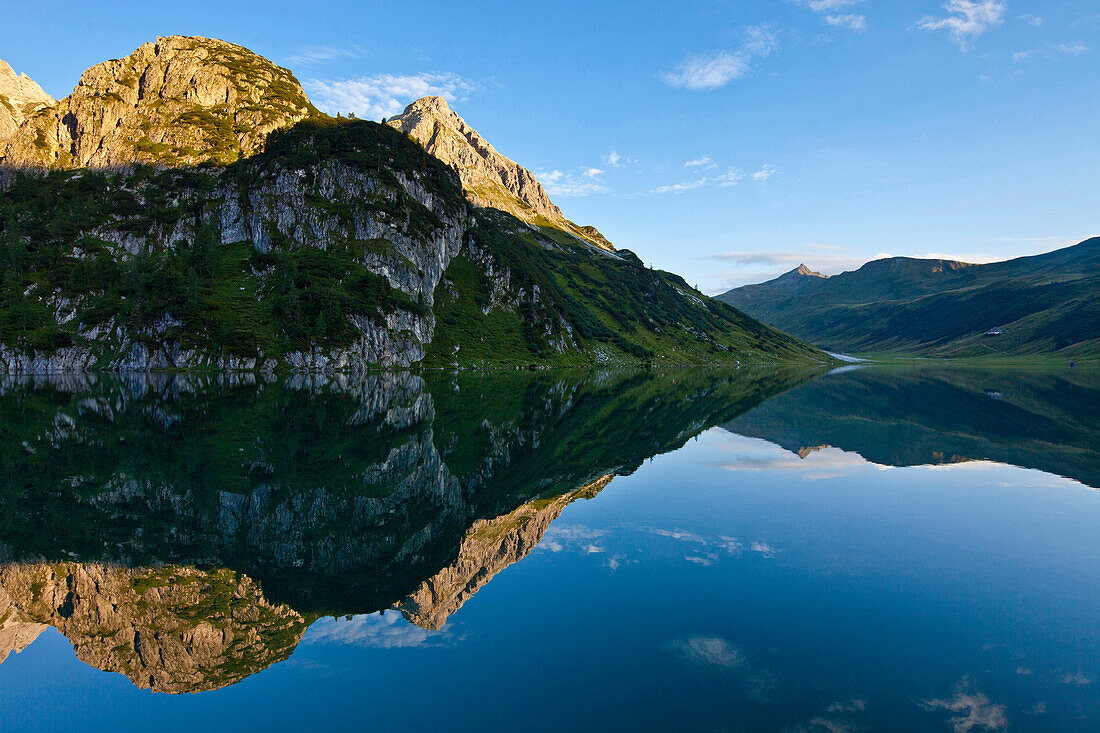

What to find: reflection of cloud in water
left=787, top=698, right=869, bottom=732
left=924, top=678, right=1008, bottom=731
left=542, top=523, right=779, bottom=568
left=304, top=610, right=450, bottom=648
left=1060, top=670, right=1092, bottom=686
left=665, top=635, right=774, bottom=700
left=710, top=433, right=872, bottom=480
left=539, top=524, right=607, bottom=553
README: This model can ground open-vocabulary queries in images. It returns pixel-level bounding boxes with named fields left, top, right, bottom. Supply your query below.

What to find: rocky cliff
left=387, top=96, right=613, bottom=250
left=0, top=60, right=54, bottom=141
left=1, top=36, right=315, bottom=169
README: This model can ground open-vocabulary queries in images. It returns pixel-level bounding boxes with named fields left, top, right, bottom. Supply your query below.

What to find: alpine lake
left=0, top=364, right=1097, bottom=732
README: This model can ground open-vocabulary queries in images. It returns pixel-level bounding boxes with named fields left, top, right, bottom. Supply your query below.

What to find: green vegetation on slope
left=717, top=238, right=1100, bottom=359
left=426, top=209, right=823, bottom=368
left=0, top=119, right=458, bottom=365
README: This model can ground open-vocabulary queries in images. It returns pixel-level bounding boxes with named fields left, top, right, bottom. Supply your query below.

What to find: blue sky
left=5, top=0, right=1098, bottom=291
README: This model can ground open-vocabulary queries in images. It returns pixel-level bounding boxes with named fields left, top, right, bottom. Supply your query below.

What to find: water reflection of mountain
left=0, top=367, right=814, bottom=692
left=723, top=367, right=1100, bottom=488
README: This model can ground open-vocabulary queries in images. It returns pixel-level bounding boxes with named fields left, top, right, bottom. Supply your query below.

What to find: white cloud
left=535, top=168, right=610, bottom=197
left=605, top=150, right=622, bottom=166
left=924, top=678, right=1008, bottom=732
left=795, top=0, right=867, bottom=31
left=286, top=45, right=367, bottom=66
left=1013, top=42, right=1089, bottom=63
left=304, top=72, right=478, bottom=120
left=824, top=14, right=868, bottom=31
left=1057, top=42, right=1089, bottom=55
left=751, top=164, right=778, bottom=181
left=716, top=170, right=744, bottom=187
left=1020, top=13, right=1043, bottom=27
left=685, top=156, right=714, bottom=168
left=916, top=1, right=1007, bottom=48
left=652, top=177, right=709, bottom=194
left=662, top=26, right=780, bottom=90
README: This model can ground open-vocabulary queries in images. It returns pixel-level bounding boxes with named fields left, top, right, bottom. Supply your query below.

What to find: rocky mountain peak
left=0, top=35, right=317, bottom=169
left=387, top=96, right=614, bottom=251
left=0, top=59, right=54, bottom=141
left=795, top=263, right=825, bottom=277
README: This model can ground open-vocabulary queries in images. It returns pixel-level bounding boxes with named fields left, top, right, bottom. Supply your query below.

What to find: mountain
left=0, top=36, right=823, bottom=373
left=718, top=238, right=1100, bottom=358
left=386, top=96, right=612, bottom=250
left=0, top=60, right=54, bottom=140
left=1, top=36, right=316, bottom=169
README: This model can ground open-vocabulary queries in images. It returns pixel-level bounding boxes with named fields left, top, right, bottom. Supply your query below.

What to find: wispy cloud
left=716, top=170, right=744, bottom=187
left=647, top=164, right=771, bottom=196
left=652, top=177, right=710, bottom=194
left=1020, top=13, right=1043, bottom=27
left=304, top=72, right=478, bottom=120
left=663, top=25, right=780, bottom=90
left=1013, top=41, right=1089, bottom=62
left=536, top=168, right=609, bottom=197
left=286, top=45, right=367, bottom=66
left=915, top=1, right=1007, bottom=49
left=751, top=164, right=778, bottom=181
left=824, top=14, right=867, bottom=31
left=795, top=0, right=868, bottom=32
left=1057, top=42, right=1089, bottom=55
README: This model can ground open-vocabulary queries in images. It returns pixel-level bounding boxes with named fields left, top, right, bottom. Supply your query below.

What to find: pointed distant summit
left=768, top=263, right=828, bottom=287
left=0, top=59, right=54, bottom=140
left=1, top=36, right=316, bottom=169
left=387, top=96, right=613, bottom=250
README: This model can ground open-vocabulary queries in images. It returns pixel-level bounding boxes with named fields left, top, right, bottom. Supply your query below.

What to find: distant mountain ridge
left=718, top=238, right=1100, bottom=358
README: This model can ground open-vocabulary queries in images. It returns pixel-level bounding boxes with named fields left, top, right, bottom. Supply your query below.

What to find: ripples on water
left=0, top=366, right=1097, bottom=731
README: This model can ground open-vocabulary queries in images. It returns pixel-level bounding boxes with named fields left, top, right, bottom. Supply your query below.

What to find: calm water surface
left=0, top=366, right=1097, bottom=731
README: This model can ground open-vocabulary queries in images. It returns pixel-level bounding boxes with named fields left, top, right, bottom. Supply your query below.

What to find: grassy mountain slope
left=718, top=238, right=1100, bottom=358
left=424, top=208, right=821, bottom=367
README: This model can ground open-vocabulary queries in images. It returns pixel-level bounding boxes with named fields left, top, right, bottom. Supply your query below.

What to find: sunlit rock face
left=0, top=563, right=306, bottom=693
left=1, top=36, right=315, bottom=169
left=387, top=96, right=613, bottom=251
left=0, top=59, right=54, bottom=142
